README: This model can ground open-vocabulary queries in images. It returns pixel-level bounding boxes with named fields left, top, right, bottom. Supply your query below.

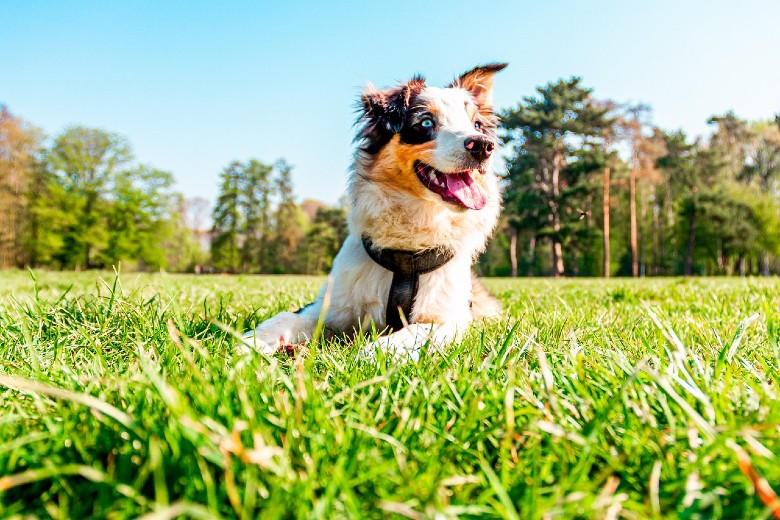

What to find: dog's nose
left=464, top=136, right=495, bottom=161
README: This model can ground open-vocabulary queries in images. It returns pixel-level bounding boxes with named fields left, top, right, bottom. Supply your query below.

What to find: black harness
left=361, top=236, right=455, bottom=331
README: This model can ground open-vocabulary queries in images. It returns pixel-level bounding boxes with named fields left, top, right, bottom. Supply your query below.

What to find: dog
left=244, top=63, right=507, bottom=358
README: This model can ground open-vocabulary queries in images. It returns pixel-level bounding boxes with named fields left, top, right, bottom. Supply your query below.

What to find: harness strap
left=362, top=236, right=455, bottom=331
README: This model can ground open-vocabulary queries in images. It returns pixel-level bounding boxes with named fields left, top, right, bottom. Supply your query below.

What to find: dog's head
left=355, top=63, right=507, bottom=211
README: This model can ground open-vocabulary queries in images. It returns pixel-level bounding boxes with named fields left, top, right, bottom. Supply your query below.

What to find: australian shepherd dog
left=244, top=63, right=507, bottom=358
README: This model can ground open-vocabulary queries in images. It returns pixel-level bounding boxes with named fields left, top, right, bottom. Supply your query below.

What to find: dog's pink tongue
left=444, top=172, right=487, bottom=210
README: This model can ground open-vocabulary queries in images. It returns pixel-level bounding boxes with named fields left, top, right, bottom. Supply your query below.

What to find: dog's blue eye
left=474, top=121, right=482, bottom=130
left=421, top=118, right=433, bottom=128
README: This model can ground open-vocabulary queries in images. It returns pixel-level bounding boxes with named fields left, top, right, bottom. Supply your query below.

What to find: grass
left=1, top=271, right=780, bottom=519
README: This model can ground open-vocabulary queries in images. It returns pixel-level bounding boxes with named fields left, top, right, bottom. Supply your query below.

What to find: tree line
left=0, top=107, right=201, bottom=271
left=208, top=158, right=347, bottom=274
left=480, top=78, right=780, bottom=277
left=3, top=75, right=779, bottom=276
left=0, top=104, right=347, bottom=274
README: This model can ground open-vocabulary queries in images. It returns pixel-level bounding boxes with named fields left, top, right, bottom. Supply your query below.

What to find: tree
left=270, top=159, right=302, bottom=273
left=0, top=106, right=42, bottom=269
left=211, top=161, right=243, bottom=272
left=240, top=159, right=274, bottom=273
left=104, top=165, right=176, bottom=270
left=48, top=126, right=133, bottom=269
left=299, top=206, right=347, bottom=274
left=23, top=158, right=75, bottom=267
left=677, top=144, right=722, bottom=275
left=501, top=77, right=611, bottom=277
left=740, top=121, right=780, bottom=193
left=594, top=100, right=621, bottom=277
left=501, top=138, right=547, bottom=276
left=747, top=190, right=780, bottom=275
left=620, top=105, right=666, bottom=277
left=655, top=130, right=695, bottom=275
left=708, top=111, right=752, bottom=181
left=733, top=121, right=780, bottom=273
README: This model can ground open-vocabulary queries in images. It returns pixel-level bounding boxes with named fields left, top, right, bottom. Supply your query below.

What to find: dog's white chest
left=323, top=235, right=472, bottom=332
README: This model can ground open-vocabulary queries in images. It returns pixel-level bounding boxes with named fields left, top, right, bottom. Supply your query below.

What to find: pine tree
left=708, top=112, right=753, bottom=181
left=270, top=159, right=302, bottom=273
left=240, top=159, right=274, bottom=273
left=621, top=106, right=667, bottom=277
left=501, top=78, right=611, bottom=277
left=211, top=161, right=243, bottom=272
left=655, top=130, right=695, bottom=275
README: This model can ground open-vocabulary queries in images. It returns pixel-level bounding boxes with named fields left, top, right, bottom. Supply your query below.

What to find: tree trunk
left=83, top=188, right=102, bottom=270
left=658, top=181, right=670, bottom=275
left=651, top=193, right=659, bottom=276
left=551, top=150, right=565, bottom=277
left=762, top=252, right=771, bottom=276
left=603, top=166, right=610, bottom=278
left=639, top=185, right=646, bottom=277
left=527, top=234, right=536, bottom=277
left=665, top=181, right=674, bottom=272
left=629, top=162, right=638, bottom=277
left=684, top=208, right=696, bottom=276
left=552, top=241, right=564, bottom=277
left=509, top=227, right=518, bottom=278
left=550, top=237, right=563, bottom=278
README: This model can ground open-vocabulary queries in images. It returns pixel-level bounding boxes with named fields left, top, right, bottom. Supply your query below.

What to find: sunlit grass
left=1, top=271, right=779, bottom=518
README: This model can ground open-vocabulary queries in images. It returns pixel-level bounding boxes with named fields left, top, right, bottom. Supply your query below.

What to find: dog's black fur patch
left=356, top=75, right=426, bottom=154
left=399, top=106, right=437, bottom=146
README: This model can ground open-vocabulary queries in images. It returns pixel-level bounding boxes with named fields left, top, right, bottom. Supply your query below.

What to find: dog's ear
left=357, top=76, right=426, bottom=153
left=450, top=63, right=507, bottom=109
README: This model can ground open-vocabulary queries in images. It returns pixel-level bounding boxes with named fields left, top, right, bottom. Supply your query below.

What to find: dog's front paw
left=360, top=323, right=456, bottom=361
left=360, top=336, right=422, bottom=362
left=242, top=330, right=309, bottom=357
left=240, top=331, right=278, bottom=356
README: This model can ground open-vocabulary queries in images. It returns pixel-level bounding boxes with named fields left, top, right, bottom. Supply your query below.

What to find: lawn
left=1, top=271, right=779, bottom=519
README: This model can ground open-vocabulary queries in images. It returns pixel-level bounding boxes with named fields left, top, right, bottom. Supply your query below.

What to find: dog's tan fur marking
left=367, top=137, right=436, bottom=199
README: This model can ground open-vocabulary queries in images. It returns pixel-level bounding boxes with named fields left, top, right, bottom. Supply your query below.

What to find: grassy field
left=1, top=271, right=779, bottom=519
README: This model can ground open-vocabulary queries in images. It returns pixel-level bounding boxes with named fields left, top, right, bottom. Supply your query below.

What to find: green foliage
left=0, top=112, right=205, bottom=273
left=48, top=126, right=133, bottom=268
left=298, top=206, right=348, bottom=274
left=5, top=84, right=780, bottom=277
left=211, top=161, right=243, bottom=272
left=2, top=273, right=780, bottom=518
left=496, top=86, right=780, bottom=277
left=0, top=105, right=44, bottom=269
left=271, top=159, right=302, bottom=274
left=104, top=166, right=177, bottom=270
left=209, top=159, right=341, bottom=275
left=500, top=77, right=612, bottom=276
left=241, top=159, right=274, bottom=273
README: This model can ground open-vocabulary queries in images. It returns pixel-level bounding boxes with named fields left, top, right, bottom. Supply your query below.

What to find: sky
left=1, top=1, right=778, bottom=206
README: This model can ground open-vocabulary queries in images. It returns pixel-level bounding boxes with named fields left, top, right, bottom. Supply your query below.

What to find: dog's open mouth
left=414, top=161, right=487, bottom=210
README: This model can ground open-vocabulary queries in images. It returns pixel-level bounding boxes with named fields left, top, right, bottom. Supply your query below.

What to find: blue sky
left=1, top=1, right=778, bottom=206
